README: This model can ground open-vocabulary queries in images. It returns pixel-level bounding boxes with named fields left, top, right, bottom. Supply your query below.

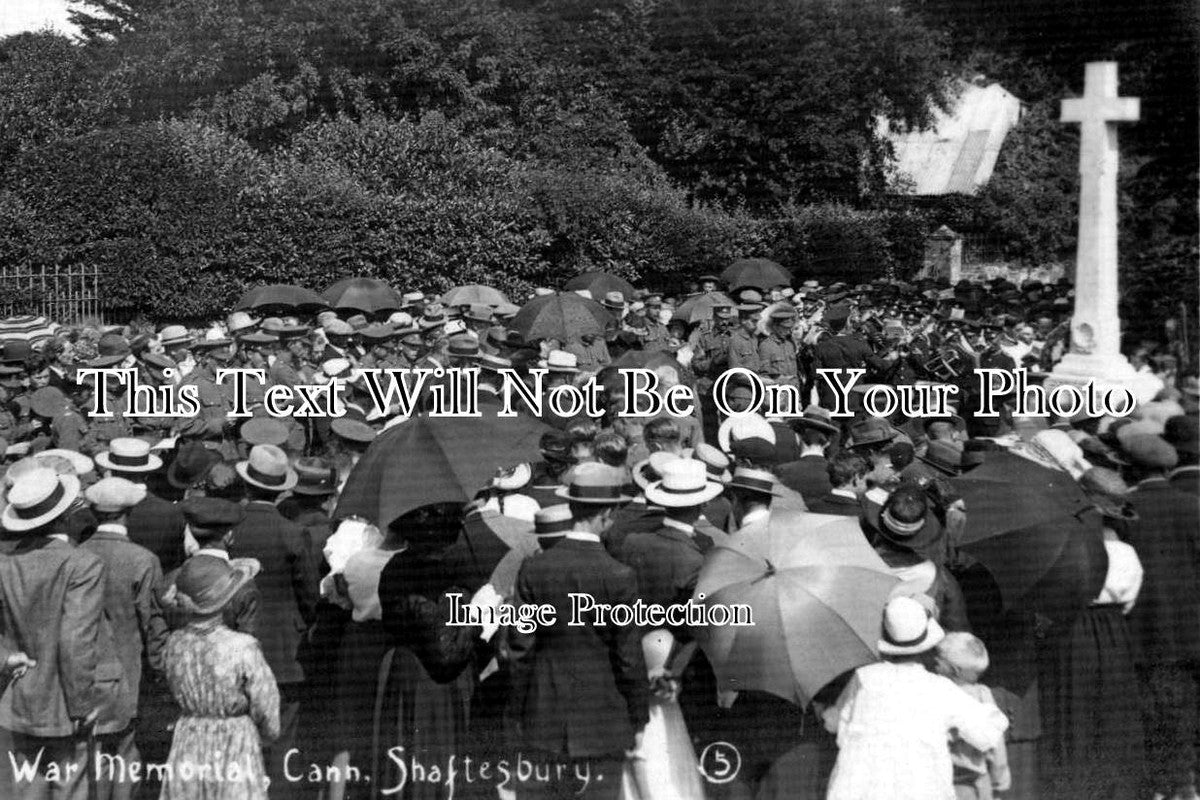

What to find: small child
left=935, top=632, right=1012, bottom=800
left=823, top=597, right=1008, bottom=800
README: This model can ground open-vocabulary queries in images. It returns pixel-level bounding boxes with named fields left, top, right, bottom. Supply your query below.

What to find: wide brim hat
left=725, top=467, right=785, bottom=498
left=631, top=452, right=680, bottom=492
left=791, top=406, right=840, bottom=436
left=166, top=443, right=221, bottom=489
left=235, top=446, right=299, bottom=492
left=644, top=476, right=724, bottom=508
left=1, top=472, right=81, bottom=533
left=554, top=463, right=632, bottom=505
left=867, top=503, right=942, bottom=552
left=163, top=555, right=260, bottom=616
left=95, top=440, right=163, bottom=473
left=877, top=597, right=945, bottom=656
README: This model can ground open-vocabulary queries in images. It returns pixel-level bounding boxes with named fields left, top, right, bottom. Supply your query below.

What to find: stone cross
left=1046, top=62, right=1161, bottom=404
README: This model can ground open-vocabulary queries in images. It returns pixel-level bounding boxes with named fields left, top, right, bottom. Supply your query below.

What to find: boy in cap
left=81, top=476, right=170, bottom=798
left=506, top=463, right=647, bottom=800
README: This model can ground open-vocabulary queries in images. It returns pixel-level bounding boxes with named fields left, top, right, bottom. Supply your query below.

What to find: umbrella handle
left=751, top=560, right=777, bottom=585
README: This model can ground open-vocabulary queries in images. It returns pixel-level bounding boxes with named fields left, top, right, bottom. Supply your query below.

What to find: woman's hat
left=878, top=595, right=945, bottom=656
left=534, top=504, right=574, bottom=537
left=554, top=462, right=633, bottom=505
left=725, top=466, right=784, bottom=497
left=236, top=445, right=298, bottom=492
left=601, top=292, right=626, bottom=310
left=95, top=437, right=163, bottom=473
left=292, top=457, right=339, bottom=496
left=163, top=554, right=260, bottom=616
left=491, top=463, right=532, bottom=492
left=644, top=458, right=724, bottom=508
left=1078, top=466, right=1137, bottom=521
left=1, top=468, right=81, bottom=532
left=88, top=334, right=132, bottom=367
left=692, top=442, right=731, bottom=483
left=869, top=487, right=941, bottom=552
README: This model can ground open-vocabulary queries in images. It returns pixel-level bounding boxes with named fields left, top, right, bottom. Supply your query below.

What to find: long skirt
left=1037, top=604, right=1145, bottom=800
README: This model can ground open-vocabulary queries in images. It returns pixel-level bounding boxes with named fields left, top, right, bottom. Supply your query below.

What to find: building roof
left=883, top=82, right=1023, bottom=196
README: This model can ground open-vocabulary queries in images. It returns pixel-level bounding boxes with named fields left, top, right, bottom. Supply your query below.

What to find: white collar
left=95, top=523, right=128, bottom=537
left=662, top=518, right=694, bottom=535
left=48, top=533, right=69, bottom=543
left=195, top=548, right=230, bottom=562
left=741, top=506, right=769, bottom=526
left=566, top=531, right=601, bottom=543
left=831, top=487, right=858, bottom=500
left=800, top=445, right=826, bottom=458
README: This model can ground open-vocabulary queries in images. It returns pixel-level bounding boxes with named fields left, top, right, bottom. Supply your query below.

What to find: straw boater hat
left=37, top=449, right=94, bottom=477
left=692, top=442, right=731, bottom=483
left=159, top=325, right=193, bottom=350
left=2, top=468, right=81, bottom=533
left=96, top=437, right=163, bottom=473
left=236, top=444, right=298, bottom=492
left=717, top=412, right=776, bottom=453
left=644, top=458, right=724, bottom=508
left=538, top=350, right=580, bottom=373
left=162, top=554, right=260, bottom=617
left=878, top=596, right=945, bottom=656
left=555, top=462, right=632, bottom=504
left=534, top=504, right=574, bottom=537
left=632, top=452, right=681, bottom=492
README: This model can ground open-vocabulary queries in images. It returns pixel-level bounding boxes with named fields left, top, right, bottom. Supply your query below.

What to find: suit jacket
left=776, top=455, right=831, bottom=502
left=127, top=493, right=188, bottom=575
left=507, top=537, right=648, bottom=758
left=80, top=529, right=169, bottom=722
left=1126, top=479, right=1200, bottom=664
left=603, top=500, right=664, bottom=556
left=232, top=502, right=320, bottom=683
left=617, top=524, right=706, bottom=611
left=805, top=492, right=862, bottom=517
left=0, top=536, right=127, bottom=736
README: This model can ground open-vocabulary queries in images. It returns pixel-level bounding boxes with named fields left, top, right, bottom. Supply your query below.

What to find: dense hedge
left=0, top=116, right=929, bottom=320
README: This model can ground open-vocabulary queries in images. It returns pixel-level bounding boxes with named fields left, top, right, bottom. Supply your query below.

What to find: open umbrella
left=236, top=284, right=327, bottom=312
left=323, top=277, right=403, bottom=314
left=721, top=258, right=791, bottom=292
left=954, top=478, right=1106, bottom=624
left=444, top=508, right=539, bottom=597
left=562, top=271, right=636, bottom=302
left=960, top=450, right=1091, bottom=515
left=441, top=285, right=511, bottom=308
left=0, top=315, right=59, bottom=346
left=510, top=293, right=612, bottom=344
left=335, top=414, right=551, bottom=529
left=672, top=292, right=735, bottom=324
left=694, top=511, right=899, bottom=706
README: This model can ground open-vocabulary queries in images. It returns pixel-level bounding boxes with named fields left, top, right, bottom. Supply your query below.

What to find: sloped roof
left=884, top=82, right=1023, bottom=196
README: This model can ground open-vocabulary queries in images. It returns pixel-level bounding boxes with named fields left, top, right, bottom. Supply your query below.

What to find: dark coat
left=232, top=502, right=320, bottom=683
left=1168, top=465, right=1199, bottom=497
left=127, top=492, right=188, bottom=574
left=506, top=537, right=649, bottom=758
left=616, top=524, right=705, bottom=611
left=776, top=455, right=832, bottom=502
left=1126, top=478, right=1200, bottom=664
left=603, top=500, right=665, bottom=556
left=79, top=529, right=169, bottom=721
left=0, top=536, right=128, bottom=736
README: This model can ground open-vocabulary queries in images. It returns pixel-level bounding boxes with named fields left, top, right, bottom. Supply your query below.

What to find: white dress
left=824, top=662, right=1008, bottom=800
left=620, top=629, right=706, bottom=800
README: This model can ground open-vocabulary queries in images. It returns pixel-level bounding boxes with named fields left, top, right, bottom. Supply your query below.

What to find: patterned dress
left=160, top=622, right=281, bottom=800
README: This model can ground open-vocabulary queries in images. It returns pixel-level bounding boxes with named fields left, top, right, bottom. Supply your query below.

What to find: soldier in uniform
left=358, top=323, right=399, bottom=369
left=727, top=302, right=764, bottom=372
left=810, top=303, right=892, bottom=409
left=269, top=324, right=311, bottom=389
left=758, top=308, right=800, bottom=390
left=639, top=295, right=671, bottom=352
left=185, top=335, right=237, bottom=438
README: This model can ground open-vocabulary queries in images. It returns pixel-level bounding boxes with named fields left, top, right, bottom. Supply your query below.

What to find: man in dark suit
left=776, top=404, right=840, bottom=504
left=805, top=450, right=869, bottom=517
left=80, top=477, right=169, bottom=800
left=506, top=463, right=648, bottom=799
left=0, top=467, right=125, bottom=800
left=97, top=437, right=188, bottom=574
left=1122, top=434, right=1200, bottom=800
left=232, top=445, right=319, bottom=800
left=810, top=303, right=892, bottom=409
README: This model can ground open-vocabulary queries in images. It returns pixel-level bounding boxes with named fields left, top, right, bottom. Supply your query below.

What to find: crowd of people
left=0, top=270, right=1196, bottom=800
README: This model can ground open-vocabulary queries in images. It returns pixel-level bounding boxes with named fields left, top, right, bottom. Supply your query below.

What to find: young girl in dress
left=934, top=632, right=1012, bottom=800
left=822, top=597, right=1008, bottom=800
